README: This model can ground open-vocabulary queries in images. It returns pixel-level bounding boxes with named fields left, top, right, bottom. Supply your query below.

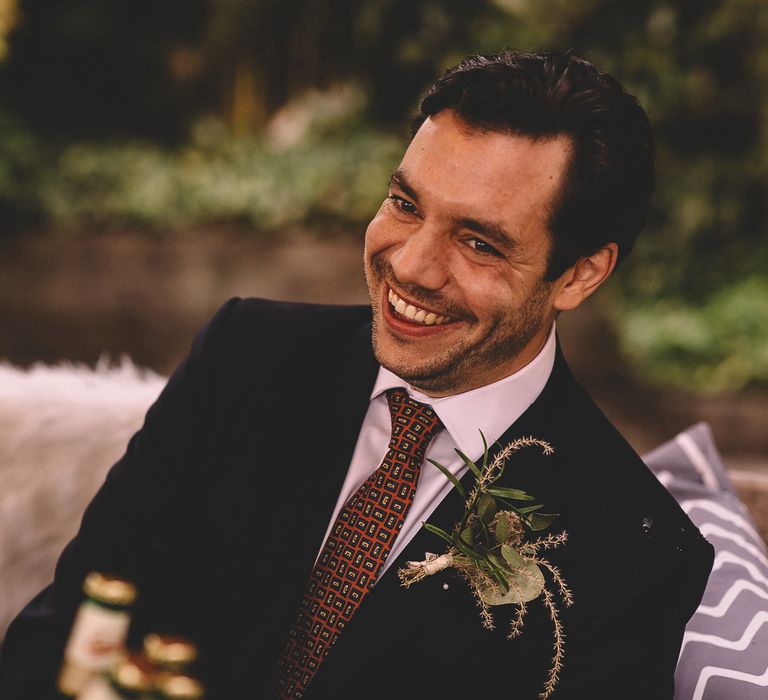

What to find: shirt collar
left=370, top=322, right=557, bottom=460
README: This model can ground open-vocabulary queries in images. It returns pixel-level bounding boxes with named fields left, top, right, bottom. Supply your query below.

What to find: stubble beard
left=367, top=256, right=554, bottom=395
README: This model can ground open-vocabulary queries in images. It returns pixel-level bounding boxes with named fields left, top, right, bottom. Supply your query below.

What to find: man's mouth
left=387, top=288, right=454, bottom=326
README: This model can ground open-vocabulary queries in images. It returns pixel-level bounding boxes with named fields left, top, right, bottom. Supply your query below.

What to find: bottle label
left=64, top=600, right=131, bottom=671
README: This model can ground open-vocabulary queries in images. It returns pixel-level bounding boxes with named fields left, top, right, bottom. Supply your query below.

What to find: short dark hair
left=412, top=50, right=655, bottom=279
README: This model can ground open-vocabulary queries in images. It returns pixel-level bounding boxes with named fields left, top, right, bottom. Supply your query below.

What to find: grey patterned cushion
left=643, top=423, right=768, bottom=700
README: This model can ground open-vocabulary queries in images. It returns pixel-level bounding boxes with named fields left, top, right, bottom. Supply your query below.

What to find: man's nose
left=390, top=225, right=449, bottom=290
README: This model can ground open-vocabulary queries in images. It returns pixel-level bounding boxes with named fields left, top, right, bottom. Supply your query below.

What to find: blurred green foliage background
left=0, top=0, right=766, bottom=393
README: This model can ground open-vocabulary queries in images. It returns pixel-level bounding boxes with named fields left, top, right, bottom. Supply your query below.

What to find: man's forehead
left=397, top=113, right=570, bottom=213
left=405, top=112, right=569, bottom=177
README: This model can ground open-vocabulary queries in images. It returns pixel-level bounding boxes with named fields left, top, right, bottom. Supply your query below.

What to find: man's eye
left=387, top=194, right=418, bottom=215
left=468, top=238, right=502, bottom=257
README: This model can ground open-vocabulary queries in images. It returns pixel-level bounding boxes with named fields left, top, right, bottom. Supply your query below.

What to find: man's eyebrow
left=455, top=217, right=519, bottom=251
left=388, top=169, right=420, bottom=204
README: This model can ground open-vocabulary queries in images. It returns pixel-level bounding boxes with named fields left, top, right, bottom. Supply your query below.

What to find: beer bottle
left=57, top=572, right=137, bottom=696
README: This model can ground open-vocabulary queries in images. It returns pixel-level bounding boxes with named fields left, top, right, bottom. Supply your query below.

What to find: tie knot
left=385, top=388, right=443, bottom=460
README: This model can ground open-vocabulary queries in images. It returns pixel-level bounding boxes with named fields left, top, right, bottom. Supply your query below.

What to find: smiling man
left=0, top=51, right=713, bottom=700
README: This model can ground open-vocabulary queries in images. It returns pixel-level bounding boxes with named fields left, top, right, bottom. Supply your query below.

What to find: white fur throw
left=0, top=359, right=165, bottom=640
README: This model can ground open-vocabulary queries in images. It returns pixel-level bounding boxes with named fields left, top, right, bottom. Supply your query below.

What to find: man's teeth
left=388, top=289, right=451, bottom=325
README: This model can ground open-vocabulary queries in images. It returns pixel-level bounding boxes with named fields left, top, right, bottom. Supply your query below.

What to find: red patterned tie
left=274, top=388, right=443, bottom=698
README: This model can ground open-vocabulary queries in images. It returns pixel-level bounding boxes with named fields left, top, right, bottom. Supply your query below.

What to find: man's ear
left=553, top=243, right=618, bottom=312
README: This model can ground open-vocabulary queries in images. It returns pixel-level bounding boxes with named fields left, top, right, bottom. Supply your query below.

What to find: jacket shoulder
left=195, top=296, right=373, bottom=373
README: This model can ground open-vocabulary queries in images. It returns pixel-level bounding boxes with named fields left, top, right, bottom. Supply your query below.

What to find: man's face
left=364, top=109, right=572, bottom=396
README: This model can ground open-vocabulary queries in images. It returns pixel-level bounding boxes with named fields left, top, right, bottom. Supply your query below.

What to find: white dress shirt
left=318, top=323, right=557, bottom=575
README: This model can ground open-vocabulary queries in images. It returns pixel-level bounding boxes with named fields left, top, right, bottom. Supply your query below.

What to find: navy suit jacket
left=0, top=298, right=714, bottom=699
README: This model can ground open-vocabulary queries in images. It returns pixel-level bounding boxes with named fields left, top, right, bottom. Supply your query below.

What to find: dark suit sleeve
left=0, top=298, right=241, bottom=700
left=558, top=534, right=714, bottom=699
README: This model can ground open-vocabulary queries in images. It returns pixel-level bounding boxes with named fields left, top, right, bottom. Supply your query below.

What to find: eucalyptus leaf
left=426, top=458, right=467, bottom=500
left=477, top=494, right=497, bottom=523
left=528, top=512, right=559, bottom=531
left=454, top=448, right=482, bottom=479
left=460, top=526, right=474, bottom=546
left=486, top=486, right=535, bottom=501
left=495, top=515, right=510, bottom=544
left=480, top=560, right=545, bottom=606
left=501, top=544, right=525, bottom=568
left=423, top=522, right=455, bottom=545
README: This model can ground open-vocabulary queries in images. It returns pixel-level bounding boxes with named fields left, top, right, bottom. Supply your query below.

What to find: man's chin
left=372, top=336, right=464, bottom=395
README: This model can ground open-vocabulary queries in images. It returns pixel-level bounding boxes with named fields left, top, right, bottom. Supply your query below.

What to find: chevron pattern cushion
left=643, top=423, right=768, bottom=700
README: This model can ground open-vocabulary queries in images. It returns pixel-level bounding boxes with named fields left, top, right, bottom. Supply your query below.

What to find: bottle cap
left=144, top=634, right=198, bottom=669
left=111, top=654, right=154, bottom=692
left=155, top=673, right=205, bottom=699
left=83, top=572, right=137, bottom=607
